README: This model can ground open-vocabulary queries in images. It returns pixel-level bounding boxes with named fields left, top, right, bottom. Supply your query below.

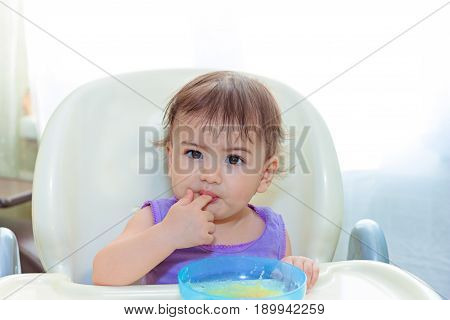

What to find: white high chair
left=0, top=69, right=440, bottom=299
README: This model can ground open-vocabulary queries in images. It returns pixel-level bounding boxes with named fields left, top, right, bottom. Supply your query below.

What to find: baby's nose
left=199, top=165, right=222, bottom=184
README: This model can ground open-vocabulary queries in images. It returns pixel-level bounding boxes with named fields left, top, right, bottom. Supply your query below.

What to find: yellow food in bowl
left=199, top=280, right=284, bottom=298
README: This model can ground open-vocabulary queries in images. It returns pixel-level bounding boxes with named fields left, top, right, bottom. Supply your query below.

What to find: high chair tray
left=0, top=261, right=440, bottom=299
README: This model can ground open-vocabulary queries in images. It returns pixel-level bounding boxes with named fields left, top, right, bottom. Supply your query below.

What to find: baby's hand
left=161, top=188, right=215, bottom=250
left=281, top=256, right=319, bottom=293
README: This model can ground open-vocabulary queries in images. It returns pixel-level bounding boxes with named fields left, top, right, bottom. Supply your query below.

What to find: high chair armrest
left=0, top=261, right=441, bottom=299
left=0, top=273, right=180, bottom=299
left=347, top=219, right=389, bottom=263
left=0, top=228, right=22, bottom=277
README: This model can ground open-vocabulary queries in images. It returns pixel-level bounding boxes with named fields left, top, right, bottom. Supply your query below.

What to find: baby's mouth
left=198, top=190, right=220, bottom=203
left=208, top=197, right=219, bottom=204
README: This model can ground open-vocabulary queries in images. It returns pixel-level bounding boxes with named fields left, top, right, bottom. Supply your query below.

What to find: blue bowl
left=178, top=256, right=306, bottom=300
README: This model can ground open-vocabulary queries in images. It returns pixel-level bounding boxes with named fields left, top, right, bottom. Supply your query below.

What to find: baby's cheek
left=171, top=181, right=186, bottom=199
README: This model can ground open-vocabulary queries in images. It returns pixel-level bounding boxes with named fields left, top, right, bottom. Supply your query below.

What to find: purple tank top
left=140, top=196, right=287, bottom=285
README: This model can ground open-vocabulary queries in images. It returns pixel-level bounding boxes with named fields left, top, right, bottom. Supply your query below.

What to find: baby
left=92, top=71, right=319, bottom=292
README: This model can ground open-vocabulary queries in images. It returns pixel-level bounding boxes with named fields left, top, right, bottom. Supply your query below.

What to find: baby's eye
left=226, top=154, right=245, bottom=165
left=185, top=149, right=203, bottom=160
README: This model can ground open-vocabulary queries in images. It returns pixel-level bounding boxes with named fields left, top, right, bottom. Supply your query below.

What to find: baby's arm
left=282, top=232, right=320, bottom=292
left=92, top=206, right=174, bottom=286
left=92, top=190, right=214, bottom=286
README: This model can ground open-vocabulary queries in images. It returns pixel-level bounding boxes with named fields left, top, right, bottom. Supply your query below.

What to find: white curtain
left=19, top=0, right=450, bottom=297
left=0, top=0, right=32, bottom=179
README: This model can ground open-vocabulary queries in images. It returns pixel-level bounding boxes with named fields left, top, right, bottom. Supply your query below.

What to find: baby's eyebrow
left=180, top=141, right=252, bottom=155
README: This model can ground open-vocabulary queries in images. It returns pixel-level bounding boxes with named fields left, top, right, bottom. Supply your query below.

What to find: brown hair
left=155, top=71, right=286, bottom=173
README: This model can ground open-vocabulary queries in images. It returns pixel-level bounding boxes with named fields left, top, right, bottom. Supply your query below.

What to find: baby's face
left=166, top=117, right=278, bottom=221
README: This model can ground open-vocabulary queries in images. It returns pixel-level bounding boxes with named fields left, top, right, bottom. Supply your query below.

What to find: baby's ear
left=256, top=156, right=279, bottom=193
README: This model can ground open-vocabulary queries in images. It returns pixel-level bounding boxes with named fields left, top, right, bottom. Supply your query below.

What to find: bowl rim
left=177, top=256, right=307, bottom=300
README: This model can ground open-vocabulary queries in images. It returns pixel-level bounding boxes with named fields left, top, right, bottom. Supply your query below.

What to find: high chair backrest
left=32, top=69, right=343, bottom=284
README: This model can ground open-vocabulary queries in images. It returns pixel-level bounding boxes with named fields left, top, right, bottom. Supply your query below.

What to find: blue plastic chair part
left=347, top=219, right=389, bottom=263
left=0, top=227, right=22, bottom=277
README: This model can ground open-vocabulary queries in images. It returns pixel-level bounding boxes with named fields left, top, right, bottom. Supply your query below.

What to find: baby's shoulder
left=121, top=205, right=154, bottom=237
left=139, top=196, right=177, bottom=224
left=252, top=204, right=283, bottom=218
left=136, top=205, right=154, bottom=223
left=251, top=204, right=285, bottom=227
